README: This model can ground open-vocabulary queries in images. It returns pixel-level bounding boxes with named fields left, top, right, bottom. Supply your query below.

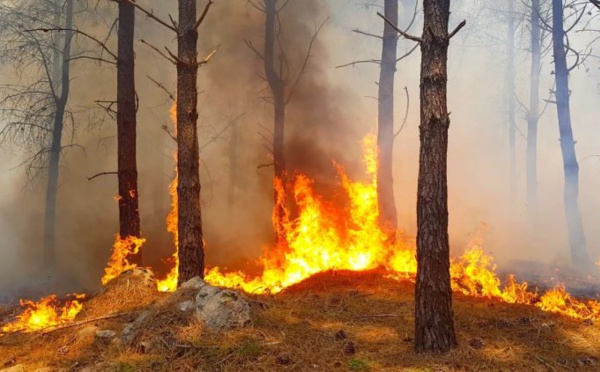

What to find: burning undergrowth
left=4, top=133, right=600, bottom=336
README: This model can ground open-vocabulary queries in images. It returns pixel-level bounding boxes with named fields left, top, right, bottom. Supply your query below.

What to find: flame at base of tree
left=101, top=235, right=146, bottom=286
left=1, top=294, right=85, bottom=333
left=156, top=101, right=179, bottom=293
left=156, top=166, right=178, bottom=293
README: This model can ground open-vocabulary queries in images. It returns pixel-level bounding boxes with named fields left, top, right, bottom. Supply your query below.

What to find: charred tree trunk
left=551, top=0, right=590, bottom=268
left=527, top=0, right=541, bottom=212
left=117, top=0, right=141, bottom=264
left=43, top=0, right=73, bottom=270
left=264, top=0, right=287, bottom=242
left=177, top=0, right=204, bottom=284
left=377, top=0, right=399, bottom=240
left=414, top=0, right=457, bottom=353
left=507, top=0, right=516, bottom=202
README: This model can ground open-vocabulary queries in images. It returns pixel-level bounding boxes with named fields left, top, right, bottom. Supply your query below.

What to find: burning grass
left=2, top=271, right=600, bottom=371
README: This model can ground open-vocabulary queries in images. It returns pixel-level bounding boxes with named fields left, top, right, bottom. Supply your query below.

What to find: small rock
left=343, top=341, right=356, bottom=355
left=469, top=337, right=484, bottom=350
left=577, top=356, right=597, bottom=366
left=275, top=352, right=291, bottom=365
left=195, top=285, right=251, bottom=331
left=95, top=329, right=116, bottom=339
left=180, top=277, right=206, bottom=290
left=0, top=365, right=24, bottom=372
left=333, top=361, right=342, bottom=368
left=334, top=330, right=347, bottom=340
left=178, top=300, right=195, bottom=312
left=57, top=345, right=69, bottom=355
left=583, top=318, right=594, bottom=326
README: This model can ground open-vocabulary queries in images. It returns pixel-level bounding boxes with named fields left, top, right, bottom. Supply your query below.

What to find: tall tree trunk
left=43, top=0, right=73, bottom=270
left=551, top=0, right=590, bottom=268
left=117, top=0, right=141, bottom=264
left=377, top=0, right=399, bottom=239
left=527, top=0, right=541, bottom=212
left=264, top=0, right=287, bottom=242
left=507, top=0, right=516, bottom=202
left=177, top=0, right=204, bottom=285
left=414, top=0, right=457, bottom=353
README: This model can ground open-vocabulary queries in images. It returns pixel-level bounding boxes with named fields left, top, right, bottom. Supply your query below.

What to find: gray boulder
left=194, top=285, right=251, bottom=331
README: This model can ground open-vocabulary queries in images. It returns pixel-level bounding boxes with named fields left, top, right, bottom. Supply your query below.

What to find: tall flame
left=206, top=134, right=398, bottom=292
left=101, top=235, right=146, bottom=286
left=1, top=294, right=85, bottom=333
left=156, top=101, right=179, bottom=292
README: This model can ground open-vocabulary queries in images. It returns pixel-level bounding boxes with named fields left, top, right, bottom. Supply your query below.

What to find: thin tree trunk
left=527, top=0, right=541, bottom=212
left=551, top=0, right=590, bottom=268
left=264, top=0, right=287, bottom=242
left=507, top=0, right=516, bottom=202
left=177, top=0, right=204, bottom=285
left=414, top=0, right=457, bottom=353
left=43, top=0, right=73, bottom=270
left=117, top=0, right=141, bottom=264
left=377, top=0, right=399, bottom=239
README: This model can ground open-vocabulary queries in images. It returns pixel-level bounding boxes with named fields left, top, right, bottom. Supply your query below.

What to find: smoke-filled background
left=0, top=0, right=599, bottom=297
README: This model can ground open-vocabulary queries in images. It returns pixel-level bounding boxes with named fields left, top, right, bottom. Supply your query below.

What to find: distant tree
left=377, top=0, right=399, bottom=240
left=526, top=0, right=543, bottom=212
left=116, top=0, right=142, bottom=263
left=246, top=0, right=325, bottom=242
left=0, top=0, right=75, bottom=270
left=507, top=0, right=517, bottom=202
left=380, top=0, right=464, bottom=353
left=550, top=0, right=591, bottom=268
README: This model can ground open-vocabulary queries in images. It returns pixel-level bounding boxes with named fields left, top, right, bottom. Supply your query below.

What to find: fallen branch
left=41, top=312, right=132, bottom=334
left=354, top=313, right=402, bottom=319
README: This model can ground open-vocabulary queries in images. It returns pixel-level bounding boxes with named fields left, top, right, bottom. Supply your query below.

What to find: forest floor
left=1, top=269, right=600, bottom=372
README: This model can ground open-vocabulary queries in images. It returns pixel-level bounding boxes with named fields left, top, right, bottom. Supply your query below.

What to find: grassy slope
left=1, top=270, right=600, bottom=371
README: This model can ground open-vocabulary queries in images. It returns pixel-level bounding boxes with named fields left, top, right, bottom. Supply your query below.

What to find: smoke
left=1, top=0, right=600, bottom=298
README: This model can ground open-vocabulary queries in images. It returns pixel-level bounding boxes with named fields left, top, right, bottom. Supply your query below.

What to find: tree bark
left=177, top=0, right=204, bottom=285
left=551, top=0, right=590, bottom=268
left=117, top=0, right=141, bottom=264
left=527, top=0, right=541, bottom=212
left=377, top=0, right=399, bottom=240
left=264, top=0, right=287, bottom=242
left=414, top=0, right=457, bottom=353
left=507, top=0, right=516, bottom=202
left=43, top=0, right=73, bottom=270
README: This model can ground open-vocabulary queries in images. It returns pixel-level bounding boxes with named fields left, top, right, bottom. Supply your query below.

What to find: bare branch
left=195, top=0, right=214, bottom=29
left=199, top=45, right=221, bottom=66
left=353, top=28, right=383, bottom=39
left=449, top=20, right=467, bottom=39
left=592, top=0, right=600, bottom=10
left=335, top=59, right=381, bottom=69
left=394, top=87, right=410, bottom=138
left=87, top=171, right=117, bottom=181
left=25, top=27, right=117, bottom=60
left=286, top=17, right=329, bottom=104
left=140, top=39, right=176, bottom=65
left=377, top=12, right=422, bottom=43
left=162, top=125, right=177, bottom=142
left=146, top=75, right=175, bottom=101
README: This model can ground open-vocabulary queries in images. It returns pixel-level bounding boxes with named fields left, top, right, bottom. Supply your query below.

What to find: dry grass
left=1, top=270, right=600, bottom=371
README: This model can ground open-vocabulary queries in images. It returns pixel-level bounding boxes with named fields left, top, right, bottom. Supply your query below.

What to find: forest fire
left=101, top=235, right=146, bottom=286
left=1, top=294, right=85, bottom=333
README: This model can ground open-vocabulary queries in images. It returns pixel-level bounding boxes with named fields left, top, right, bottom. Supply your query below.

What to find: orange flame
left=101, top=235, right=146, bottom=286
left=206, top=134, right=398, bottom=292
left=1, top=294, right=85, bottom=333
left=156, top=100, right=179, bottom=292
